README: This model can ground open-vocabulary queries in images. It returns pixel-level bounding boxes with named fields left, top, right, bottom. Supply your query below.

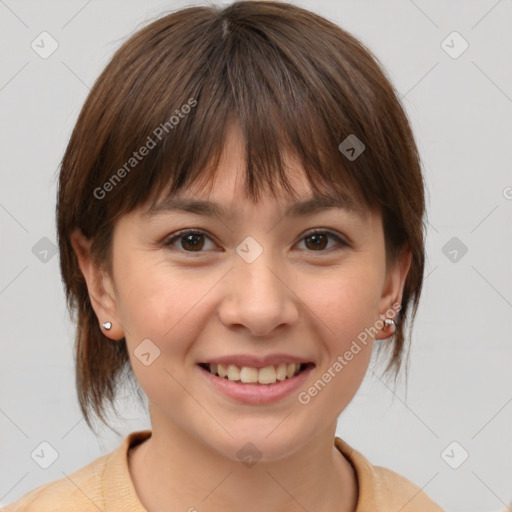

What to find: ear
left=69, top=228, right=125, bottom=340
left=377, top=247, right=412, bottom=339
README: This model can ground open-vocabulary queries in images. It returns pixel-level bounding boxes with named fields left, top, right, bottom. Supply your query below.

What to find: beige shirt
left=2, top=430, right=444, bottom=511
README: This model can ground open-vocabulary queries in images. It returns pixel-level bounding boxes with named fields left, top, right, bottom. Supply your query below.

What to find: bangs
left=86, top=4, right=396, bottom=224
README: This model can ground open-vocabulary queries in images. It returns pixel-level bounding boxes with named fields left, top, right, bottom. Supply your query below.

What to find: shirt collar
left=101, top=430, right=375, bottom=511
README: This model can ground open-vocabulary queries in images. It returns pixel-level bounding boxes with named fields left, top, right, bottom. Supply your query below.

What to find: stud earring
left=384, top=319, right=396, bottom=330
left=101, top=321, right=112, bottom=331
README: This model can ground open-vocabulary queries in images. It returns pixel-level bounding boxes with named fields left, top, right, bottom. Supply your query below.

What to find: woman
left=4, top=1, right=444, bottom=510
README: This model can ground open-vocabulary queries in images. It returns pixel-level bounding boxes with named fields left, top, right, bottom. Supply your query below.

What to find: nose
left=217, top=249, right=299, bottom=337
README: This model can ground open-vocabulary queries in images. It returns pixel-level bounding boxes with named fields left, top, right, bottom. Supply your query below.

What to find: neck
left=128, top=420, right=358, bottom=512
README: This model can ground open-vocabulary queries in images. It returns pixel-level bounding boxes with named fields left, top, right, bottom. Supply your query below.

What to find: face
left=72, top=123, right=410, bottom=462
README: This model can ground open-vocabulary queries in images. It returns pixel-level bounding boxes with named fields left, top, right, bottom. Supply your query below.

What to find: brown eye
left=180, top=233, right=205, bottom=251
left=163, top=228, right=348, bottom=255
left=304, top=233, right=328, bottom=250
left=298, top=230, right=348, bottom=252
left=164, top=230, right=215, bottom=252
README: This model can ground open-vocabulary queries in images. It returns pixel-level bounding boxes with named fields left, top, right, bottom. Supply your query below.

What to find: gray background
left=1, top=0, right=511, bottom=510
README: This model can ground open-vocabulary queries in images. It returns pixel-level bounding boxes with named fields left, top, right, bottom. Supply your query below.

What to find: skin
left=71, top=123, right=411, bottom=512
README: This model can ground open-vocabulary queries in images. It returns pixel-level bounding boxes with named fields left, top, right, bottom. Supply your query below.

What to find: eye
left=163, top=228, right=348, bottom=254
left=296, top=229, right=348, bottom=252
left=163, top=229, right=216, bottom=253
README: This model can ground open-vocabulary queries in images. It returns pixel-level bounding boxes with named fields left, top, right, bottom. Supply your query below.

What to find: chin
left=196, top=419, right=319, bottom=464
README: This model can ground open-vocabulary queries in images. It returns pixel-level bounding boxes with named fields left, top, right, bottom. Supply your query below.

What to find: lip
left=197, top=362, right=315, bottom=405
left=200, top=354, right=313, bottom=369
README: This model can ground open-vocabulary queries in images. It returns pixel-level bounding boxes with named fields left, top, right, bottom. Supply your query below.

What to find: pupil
left=183, top=234, right=204, bottom=251
left=307, top=234, right=327, bottom=250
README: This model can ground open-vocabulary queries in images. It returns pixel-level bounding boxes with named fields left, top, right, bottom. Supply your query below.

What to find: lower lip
left=197, top=364, right=314, bottom=405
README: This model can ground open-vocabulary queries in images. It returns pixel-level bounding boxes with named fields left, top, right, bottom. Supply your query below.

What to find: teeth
left=227, top=364, right=240, bottom=381
left=240, top=367, right=258, bottom=383
left=276, top=363, right=287, bottom=381
left=218, top=363, right=228, bottom=378
left=207, top=362, right=304, bottom=385
left=258, top=365, right=277, bottom=384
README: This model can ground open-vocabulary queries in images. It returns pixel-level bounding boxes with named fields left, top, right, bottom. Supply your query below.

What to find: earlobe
left=69, top=229, right=124, bottom=340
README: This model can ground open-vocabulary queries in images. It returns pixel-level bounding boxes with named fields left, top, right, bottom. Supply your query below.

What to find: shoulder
left=372, top=465, right=445, bottom=511
left=334, top=437, right=444, bottom=511
left=2, top=430, right=151, bottom=512
left=2, top=452, right=111, bottom=512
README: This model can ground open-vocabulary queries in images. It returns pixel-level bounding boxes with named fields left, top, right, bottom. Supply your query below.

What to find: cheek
left=300, top=259, right=383, bottom=345
left=114, top=253, right=220, bottom=352
left=113, top=257, right=220, bottom=403
left=295, top=266, right=380, bottom=413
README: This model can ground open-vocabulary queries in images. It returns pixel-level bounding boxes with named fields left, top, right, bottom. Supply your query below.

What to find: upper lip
left=200, top=354, right=314, bottom=369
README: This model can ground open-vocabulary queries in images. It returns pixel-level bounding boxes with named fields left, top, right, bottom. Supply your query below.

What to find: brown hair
left=57, top=0, right=426, bottom=432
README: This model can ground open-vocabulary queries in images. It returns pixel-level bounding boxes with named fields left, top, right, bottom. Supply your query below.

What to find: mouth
left=198, top=362, right=314, bottom=386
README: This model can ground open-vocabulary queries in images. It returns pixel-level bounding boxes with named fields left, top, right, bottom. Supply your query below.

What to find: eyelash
left=162, top=228, right=349, bottom=255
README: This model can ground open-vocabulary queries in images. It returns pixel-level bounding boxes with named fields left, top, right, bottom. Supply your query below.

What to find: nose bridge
left=235, top=243, right=280, bottom=299
left=218, top=238, right=298, bottom=335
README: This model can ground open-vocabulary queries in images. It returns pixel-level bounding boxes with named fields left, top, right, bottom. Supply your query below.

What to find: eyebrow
left=143, top=195, right=364, bottom=219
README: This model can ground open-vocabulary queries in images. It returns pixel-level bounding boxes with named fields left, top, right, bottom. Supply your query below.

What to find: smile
left=199, top=362, right=310, bottom=385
